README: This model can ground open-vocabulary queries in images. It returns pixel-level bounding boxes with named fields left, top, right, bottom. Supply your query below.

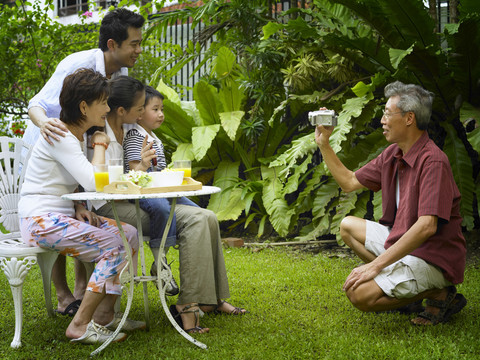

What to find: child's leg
left=139, top=198, right=177, bottom=262
left=176, top=196, right=199, bottom=207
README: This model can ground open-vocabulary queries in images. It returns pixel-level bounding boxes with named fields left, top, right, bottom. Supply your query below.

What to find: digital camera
left=308, top=110, right=338, bottom=126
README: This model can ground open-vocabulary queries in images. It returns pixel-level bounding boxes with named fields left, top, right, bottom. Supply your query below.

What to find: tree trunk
left=428, top=0, right=438, bottom=31
left=450, top=0, right=459, bottom=23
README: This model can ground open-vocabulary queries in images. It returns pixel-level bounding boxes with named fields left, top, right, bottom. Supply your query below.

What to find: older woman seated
left=18, top=68, right=140, bottom=344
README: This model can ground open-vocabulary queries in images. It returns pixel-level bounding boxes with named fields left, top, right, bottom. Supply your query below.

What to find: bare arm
left=343, top=215, right=438, bottom=291
left=28, top=106, right=68, bottom=145
left=315, top=125, right=364, bottom=192
left=90, top=131, right=110, bottom=166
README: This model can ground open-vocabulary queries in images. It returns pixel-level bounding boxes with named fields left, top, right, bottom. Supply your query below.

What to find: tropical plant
left=262, top=0, right=480, bottom=241
left=154, top=45, right=306, bottom=236
left=147, top=0, right=480, bottom=241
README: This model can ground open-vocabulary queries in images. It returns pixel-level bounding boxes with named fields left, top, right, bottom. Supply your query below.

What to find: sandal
left=443, top=293, right=467, bottom=323
left=214, top=300, right=249, bottom=315
left=169, top=304, right=209, bottom=334
left=55, top=299, right=81, bottom=317
left=378, top=300, right=425, bottom=315
left=411, top=286, right=457, bottom=326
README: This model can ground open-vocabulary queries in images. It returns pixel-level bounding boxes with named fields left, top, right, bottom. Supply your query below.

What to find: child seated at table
left=123, top=86, right=198, bottom=291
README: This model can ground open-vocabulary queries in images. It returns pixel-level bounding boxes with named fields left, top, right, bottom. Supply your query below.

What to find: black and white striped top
left=123, top=124, right=167, bottom=172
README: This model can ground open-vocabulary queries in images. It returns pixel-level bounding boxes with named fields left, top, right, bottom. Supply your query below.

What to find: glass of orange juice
left=173, top=160, right=191, bottom=184
left=94, top=164, right=109, bottom=192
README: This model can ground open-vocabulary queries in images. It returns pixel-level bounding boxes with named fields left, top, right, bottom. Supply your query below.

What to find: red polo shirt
left=355, top=131, right=466, bottom=284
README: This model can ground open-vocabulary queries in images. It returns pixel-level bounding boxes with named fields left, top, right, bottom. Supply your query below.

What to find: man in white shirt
left=23, top=7, right=145, bottom=317
left=24, top=7, right=144, bottom=147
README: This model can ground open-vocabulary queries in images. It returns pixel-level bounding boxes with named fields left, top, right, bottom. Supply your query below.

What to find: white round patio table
left=62, top=186, right=221, bottom=356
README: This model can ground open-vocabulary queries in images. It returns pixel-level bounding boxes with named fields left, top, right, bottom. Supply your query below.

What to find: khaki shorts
left=365, top=221, right=451, bottom=299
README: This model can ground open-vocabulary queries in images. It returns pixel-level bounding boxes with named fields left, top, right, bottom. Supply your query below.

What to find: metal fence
left=151, top=1, right=299, bottom=101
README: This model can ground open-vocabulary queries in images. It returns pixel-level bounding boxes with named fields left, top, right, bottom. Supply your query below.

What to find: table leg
left=156, top=198, right=207, bottom=350
left=90, top=200, right=136, bottom=357
left=134, top=199, right=151, bottom=331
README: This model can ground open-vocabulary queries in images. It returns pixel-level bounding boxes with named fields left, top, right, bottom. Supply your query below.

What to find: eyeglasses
left=382, top=110, right=405, bottom=119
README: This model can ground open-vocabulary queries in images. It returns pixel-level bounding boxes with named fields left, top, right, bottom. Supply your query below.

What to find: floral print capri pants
left=20, top=212, right=139, bottom=295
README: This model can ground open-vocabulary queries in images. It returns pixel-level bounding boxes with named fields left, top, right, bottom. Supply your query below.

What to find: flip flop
left=55, top=299, right=81, bottom=317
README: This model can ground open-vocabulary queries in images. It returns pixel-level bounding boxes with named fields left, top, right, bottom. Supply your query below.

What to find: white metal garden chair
left=0, top=136, right=93, bottom=348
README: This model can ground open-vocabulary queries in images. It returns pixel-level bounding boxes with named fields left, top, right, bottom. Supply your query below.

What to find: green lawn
left=0, top=246, right=478, bottom=359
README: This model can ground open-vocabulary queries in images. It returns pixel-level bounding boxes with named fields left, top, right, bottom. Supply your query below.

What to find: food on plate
left=121, top=170, right=152, bottom=187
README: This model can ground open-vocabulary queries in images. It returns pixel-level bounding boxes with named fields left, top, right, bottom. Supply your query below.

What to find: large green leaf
left=171, top=143, right=194, bottom=163
left=161, top=99, right=195, bottom=143
left=445, top=15, right=480, bottom=105
left=442, top=123, right=475, bottom=230
left=193, top=81, right=223, bottom=125
left=332, top=191, right=361, bottom=242
left=207, top=161, right=245, bottom=221
left=156, top=78, right=181, bottom=107
left=191, top=125, right=220, bottom=161
left=312, top=177, right=340, bottom=221
left=261, top=165, right=295, bottom=237
left=219, top=79, right=245, bottom=112
left=219, top=111, right=244, bottom=141
left=261, top=22, right=284, bottom=40
left=321, top=96, right=369, bottom=173
left=389, top=43, right=415, bottom=70
left=269, top=133, right=317, bottom=178
left=467, top=127, right=480, bottom=155
left=182, top=101, right=202, bottom=126
left=373, top=190, right=383, bottom=221
left=214, top=46, right=237, bottom=78
left=283, top=154, right=313, bottom=195
left=331, top=0, right=438, bottom=50
left=350, top=191, right=370, bottom=220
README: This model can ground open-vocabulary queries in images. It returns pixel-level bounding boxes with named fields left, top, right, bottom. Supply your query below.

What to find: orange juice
left=173, top=168, right=191, bottom=184
left=94, top=172, right=109, bottom=192
left=176, top=168, right=191, bottom=178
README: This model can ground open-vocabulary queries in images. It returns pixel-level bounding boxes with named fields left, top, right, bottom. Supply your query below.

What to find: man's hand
left=343, top=262, right=381, bottom=292
left=40, top=118, right=68, bottom=145
left=74, top=203, right=101, bottom=228
left=315, top=124, right=334, bottom=148
left=313, top=107, right=335, bottom=148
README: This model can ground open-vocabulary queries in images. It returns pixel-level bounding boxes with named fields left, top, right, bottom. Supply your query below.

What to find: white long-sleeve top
left=19, top=131, right=96, bottom=218
left=23, top=48, right=128, bottom=147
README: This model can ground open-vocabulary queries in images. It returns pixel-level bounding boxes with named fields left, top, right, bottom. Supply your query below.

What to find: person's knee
left=123, top=223, right=139, bottom=251
left=345, top=288, right=375, bottom=312
left=340, top=216, right=357, bottom=247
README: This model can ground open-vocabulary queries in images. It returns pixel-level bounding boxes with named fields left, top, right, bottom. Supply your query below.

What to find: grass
left=0, top=246, right=479, bottom=360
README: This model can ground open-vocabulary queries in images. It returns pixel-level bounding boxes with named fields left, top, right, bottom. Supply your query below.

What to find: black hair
left=108, top=75, right=145, bottom=112
left=144, top=85, right=164, bottom=106
left=59, top=68, right=109, bottom=125
left=99, top=8, right=145, bottom=51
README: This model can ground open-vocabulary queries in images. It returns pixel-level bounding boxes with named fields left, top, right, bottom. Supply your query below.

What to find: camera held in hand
left=308, top=110, right=338, bottom=127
